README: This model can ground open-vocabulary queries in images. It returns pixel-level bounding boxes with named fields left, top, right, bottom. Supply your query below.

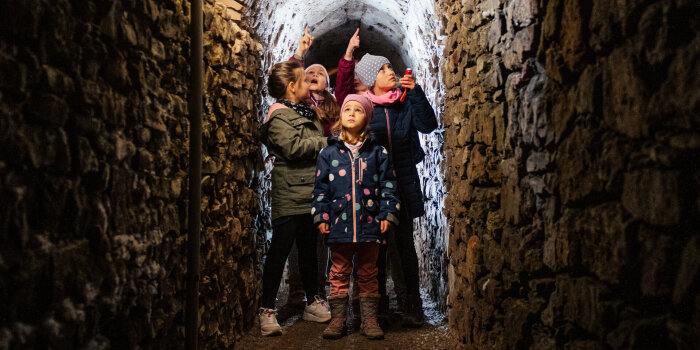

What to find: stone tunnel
left=0, top=0, right=698, bottom=348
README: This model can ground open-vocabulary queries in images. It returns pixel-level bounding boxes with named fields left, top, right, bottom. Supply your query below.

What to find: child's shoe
left=258, top=308, right=282, bottom=336
left=322, top=295, right=348, bottom=339
left=359, top=294, right=384, bottom=340
left=302, top=295, right=331, bottom=322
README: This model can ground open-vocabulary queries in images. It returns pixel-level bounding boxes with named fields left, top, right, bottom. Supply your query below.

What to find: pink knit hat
left=305, top=64, right=330, bottom=91
left=341, top=94, right=374, bottom=120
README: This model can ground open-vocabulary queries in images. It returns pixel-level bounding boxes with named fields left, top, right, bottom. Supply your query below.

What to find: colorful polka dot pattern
left=310, top=140, right=400, bottom=245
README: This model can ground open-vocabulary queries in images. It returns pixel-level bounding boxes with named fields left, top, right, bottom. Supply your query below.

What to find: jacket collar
left=327, top=134, right=377, bottom=147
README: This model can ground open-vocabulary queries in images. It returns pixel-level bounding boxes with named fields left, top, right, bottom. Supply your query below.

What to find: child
left=289, top=26, right=340, bottom=136
left=258, top=60, right=331, bottom=336
left=284, top=27, right=339, bottom=307
left=353, top=53, right=438, bottom=327
left=312, top=94, right=400, bottom=340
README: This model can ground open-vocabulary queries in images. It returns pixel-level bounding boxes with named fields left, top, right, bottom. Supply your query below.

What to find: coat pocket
left=330, top=199, right=348, bottom=234
left=282, top=167, right=315, bottom=204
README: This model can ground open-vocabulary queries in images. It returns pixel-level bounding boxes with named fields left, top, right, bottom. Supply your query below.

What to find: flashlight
left=400, top=68, right=413, bottom=102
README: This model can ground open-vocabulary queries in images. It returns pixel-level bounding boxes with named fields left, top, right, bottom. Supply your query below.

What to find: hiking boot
left=322, top=295, right=348, bottom=339
left=258, top=308, right=282, bottom=336
left=402, top=294, right=425, bottom=328
left=359, top=294, right=384, bottom=340
left=303, top=295, right=331, bottom=323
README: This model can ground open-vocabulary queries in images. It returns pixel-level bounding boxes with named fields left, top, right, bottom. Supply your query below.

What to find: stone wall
left=0, top=0, right=262, bottom=348
left=440, top=0, right=699, bottom=348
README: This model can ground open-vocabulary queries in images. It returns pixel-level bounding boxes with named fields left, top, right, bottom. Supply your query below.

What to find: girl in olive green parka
left=258, top=60, right=331, bottom=336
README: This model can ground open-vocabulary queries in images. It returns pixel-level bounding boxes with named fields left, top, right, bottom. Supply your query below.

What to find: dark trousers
left=261, top=214, right=318, bottom=309
left=377, top=199, right=421, bottom=297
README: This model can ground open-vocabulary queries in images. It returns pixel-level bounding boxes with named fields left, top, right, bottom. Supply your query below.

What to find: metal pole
left=186, top=0, right=202, bottom=348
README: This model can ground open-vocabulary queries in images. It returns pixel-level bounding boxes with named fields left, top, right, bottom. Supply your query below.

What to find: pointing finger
left=354, top=28, right=360, bottom=37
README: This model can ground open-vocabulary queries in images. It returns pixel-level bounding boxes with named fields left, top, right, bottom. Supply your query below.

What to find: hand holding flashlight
left=399, top=68, right=414, bottom=102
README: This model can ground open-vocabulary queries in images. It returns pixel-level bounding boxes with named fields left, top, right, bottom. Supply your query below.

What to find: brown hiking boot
left=359, top=294, right=384, bottom=340
left=322, top=295, right=348, bottom=339
left=402, top=294, right=425, bottom=328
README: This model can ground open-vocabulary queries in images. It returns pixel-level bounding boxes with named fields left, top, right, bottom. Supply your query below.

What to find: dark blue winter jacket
left=369, top=84, right=437, bottom=218
left=311, top=137, right=400, bottom=244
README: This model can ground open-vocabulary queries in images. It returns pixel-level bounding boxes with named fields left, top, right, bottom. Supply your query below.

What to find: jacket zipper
left=348, top=151, right=358, bottom=243
left=385, top=108, right=394, bottom=160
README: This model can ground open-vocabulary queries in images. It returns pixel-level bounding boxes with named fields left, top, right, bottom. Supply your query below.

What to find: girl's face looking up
left=341, top=101, right=367, bottom=135
left=305, top=66, right=327, bottom=92
left=373, top=63, right=396, bottom=92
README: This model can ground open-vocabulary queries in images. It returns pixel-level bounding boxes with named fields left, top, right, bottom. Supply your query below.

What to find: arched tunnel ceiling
left=305, top=20, right=408, bottom=88
left=247, top=0, right=445, bottom=98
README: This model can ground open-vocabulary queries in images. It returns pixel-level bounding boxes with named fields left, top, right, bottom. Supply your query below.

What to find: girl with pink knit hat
left=312, top=94, right=400, bottom=340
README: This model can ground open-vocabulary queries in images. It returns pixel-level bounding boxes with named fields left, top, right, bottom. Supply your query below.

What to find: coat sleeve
left=289, top=54, right=304, bottom=65
left=334, top=56, right=356, bottom=106
left=311, top=148, right=332, bottom=226
left=406, top=84, right=438, bottom=134
left=266, top=116, right=327, bottom=161
left=376, top=147, right=400, bottom=226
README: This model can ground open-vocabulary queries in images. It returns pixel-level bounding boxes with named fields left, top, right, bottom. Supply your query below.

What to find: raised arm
left=290, top=26, right=314, bottom=64
left=335, top=28, right=360, bottom=105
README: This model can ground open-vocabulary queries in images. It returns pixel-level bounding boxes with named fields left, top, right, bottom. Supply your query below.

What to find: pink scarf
left=364, top=88, right=401, bottom=107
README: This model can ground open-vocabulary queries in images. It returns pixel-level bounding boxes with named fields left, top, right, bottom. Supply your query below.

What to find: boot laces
left=329, top=318, right=345, bottom=327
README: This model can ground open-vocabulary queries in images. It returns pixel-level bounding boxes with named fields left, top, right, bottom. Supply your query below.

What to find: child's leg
left=394, top=208, right=420, bottom=297
left=261, top=216, right=301, bottom=309
left=287, top=242, right=305, bottom=304
left=356, top=243, right=384, bottom=339
left=376, top=244, right=388, bottom=297
left=356, top=243, right=380, bottom=295
left=295, top=214, right=319, bottom=303
left=328, top=243, right=354, bottom=297
left=388, top=229, right=407, bottom=293
left=316, top=237, right=329, bottom=296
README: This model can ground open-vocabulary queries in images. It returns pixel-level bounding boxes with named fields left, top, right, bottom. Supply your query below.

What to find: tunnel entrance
left=247, top=0, right=449, bottom=318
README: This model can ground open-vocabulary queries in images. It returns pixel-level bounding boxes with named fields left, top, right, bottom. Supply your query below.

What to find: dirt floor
left=236, top=279, right=455, bottom=349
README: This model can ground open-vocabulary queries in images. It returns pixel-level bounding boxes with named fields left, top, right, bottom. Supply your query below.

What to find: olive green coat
left=261, top=107, right=327, bottom=221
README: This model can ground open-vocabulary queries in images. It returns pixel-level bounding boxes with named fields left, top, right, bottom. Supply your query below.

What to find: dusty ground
left=236, top=279, right=455, bottom=349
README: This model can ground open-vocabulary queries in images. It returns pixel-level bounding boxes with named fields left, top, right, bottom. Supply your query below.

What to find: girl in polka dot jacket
left=312, top=94, right=400, bottom=340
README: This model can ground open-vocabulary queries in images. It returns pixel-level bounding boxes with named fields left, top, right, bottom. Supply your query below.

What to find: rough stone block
left=622, top=169, right=680, bottom=226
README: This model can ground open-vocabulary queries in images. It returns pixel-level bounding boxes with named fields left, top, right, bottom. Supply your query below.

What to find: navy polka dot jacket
left=311, top=136, right=401, bottom=244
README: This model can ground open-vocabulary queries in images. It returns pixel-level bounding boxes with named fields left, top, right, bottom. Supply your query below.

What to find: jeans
left=377, top=196, right=421, bottom=297
left=261, top=214, right=318, bottom=309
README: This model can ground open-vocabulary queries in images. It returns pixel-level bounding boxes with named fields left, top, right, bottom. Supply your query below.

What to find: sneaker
left=258, top=308, right=282, bottom=336
left=302, top=295, right=331, bottom=323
